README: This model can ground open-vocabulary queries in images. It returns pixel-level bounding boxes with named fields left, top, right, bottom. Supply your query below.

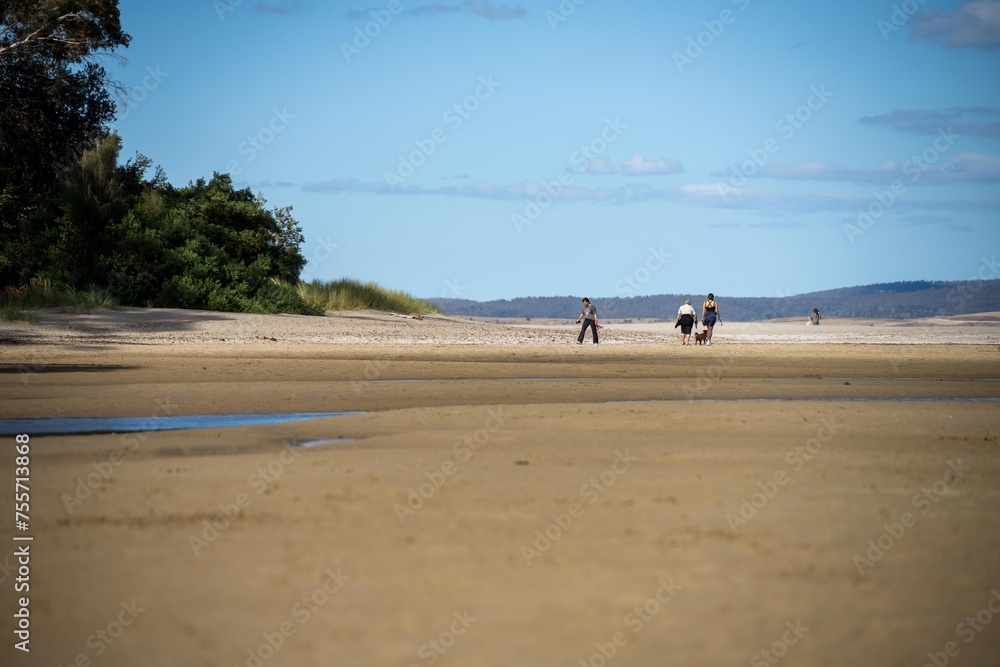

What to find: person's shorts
left=680, top=324, right=693, bottom=334
left=703, top=313, right=717, bottom=327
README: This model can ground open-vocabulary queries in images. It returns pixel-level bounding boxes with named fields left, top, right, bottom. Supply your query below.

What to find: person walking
left=675, top=299, right=697, bottom=345
left=702, top=293, right=722, bottom=345
left=576, top=297, right=599, bottom=344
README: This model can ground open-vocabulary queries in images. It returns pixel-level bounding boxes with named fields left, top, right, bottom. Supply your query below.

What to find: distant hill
left=431, top=280, right=1000, bottom=321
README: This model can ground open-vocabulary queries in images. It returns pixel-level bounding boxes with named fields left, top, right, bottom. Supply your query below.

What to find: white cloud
left=900, top=214, right=974, bottom=232
left=910, top=0, right=1000, bottom=50
left=462, top=1, right=526, bottom=20
left=404, top=1, right=526, bottom=20
left=620, top=154, right=684, bottom=175
left=744, top=153, right=1000, bottom=185
left=858, top=106, right=1000, bottom=137
left=301, top=177, right=1000, bottom=214
left=747, top=220, right=806, bottom=229
left=584, top=156, right=616, bottom=174
left=667, top=183, right=859, bottom=213
left=576, top=154, right=684, bottom=176
left=936, top=152, right=1000, bottom=183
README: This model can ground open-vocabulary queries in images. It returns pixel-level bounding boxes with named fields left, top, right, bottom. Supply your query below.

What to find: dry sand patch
left=0, top=310, right=998, bottom=666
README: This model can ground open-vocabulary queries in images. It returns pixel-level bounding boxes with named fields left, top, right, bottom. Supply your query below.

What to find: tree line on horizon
left=432, top=280, right=1000, bottom=321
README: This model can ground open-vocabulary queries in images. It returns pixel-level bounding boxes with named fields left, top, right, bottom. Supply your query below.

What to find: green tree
left=17, top=132, right=157, bottom=287
left=161, top=174, right=312, bottom=310
left=96, top=169, right=313, bottom=313
left=272, top=205, right=307, bottom=283
left=0, top=0, right=130, bottom=283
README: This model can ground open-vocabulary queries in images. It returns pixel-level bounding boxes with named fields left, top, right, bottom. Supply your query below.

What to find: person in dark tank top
left=701, top=293, right=722, bottom=345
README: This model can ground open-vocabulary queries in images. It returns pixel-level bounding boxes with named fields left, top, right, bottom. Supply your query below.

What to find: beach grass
left=67, top=285, right=121, bottom=312
left=0, top=304, right=38, bottom=324
left=296, top=278, right=442, bottom=314
left=1, top=277, right=120, bottom=316
left=1, top=276, right=439, bottom=319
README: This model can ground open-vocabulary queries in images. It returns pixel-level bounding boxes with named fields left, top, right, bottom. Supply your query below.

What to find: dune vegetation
left=296, top=279, right=442, bottom=315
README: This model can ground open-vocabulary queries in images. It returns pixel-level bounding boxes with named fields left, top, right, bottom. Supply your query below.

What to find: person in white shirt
left=675, top=299, right=697, bottom=346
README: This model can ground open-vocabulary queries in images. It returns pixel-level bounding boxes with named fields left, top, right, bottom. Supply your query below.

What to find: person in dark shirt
left=576, top=298, right=599, bottom=344
left=702, top=293, right=722, bottom=345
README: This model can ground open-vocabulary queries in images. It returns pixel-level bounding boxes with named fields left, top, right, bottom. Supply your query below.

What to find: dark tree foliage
left=0, top=1, right=130, bottom=61
left=40, top=136, right=317, bottom=313
left=1, top=3, right=316, bottom=314
left=0, top=0, right=130, bottom=282
left=118, top=172, right=314, bottom=313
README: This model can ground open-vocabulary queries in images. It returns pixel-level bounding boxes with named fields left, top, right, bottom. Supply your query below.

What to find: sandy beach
left=1, top=308, right=999, bottom=666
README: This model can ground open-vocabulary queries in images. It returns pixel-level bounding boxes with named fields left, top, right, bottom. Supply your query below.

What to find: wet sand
left=1, top=310, right=999, bottom=666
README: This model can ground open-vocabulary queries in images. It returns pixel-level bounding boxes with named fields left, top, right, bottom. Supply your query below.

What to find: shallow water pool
left=0, top=412, right=357, bottom=436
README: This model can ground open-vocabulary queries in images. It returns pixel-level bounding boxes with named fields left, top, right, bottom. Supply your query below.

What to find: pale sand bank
left=3, top=306, right=1000, bottom=346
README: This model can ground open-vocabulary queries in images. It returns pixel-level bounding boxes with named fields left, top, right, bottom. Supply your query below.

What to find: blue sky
left=111, top=0, right=1000, bottom=301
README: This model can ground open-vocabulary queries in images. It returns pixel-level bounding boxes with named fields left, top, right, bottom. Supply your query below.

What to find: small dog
left=694, top=330, right=708, bottom=345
